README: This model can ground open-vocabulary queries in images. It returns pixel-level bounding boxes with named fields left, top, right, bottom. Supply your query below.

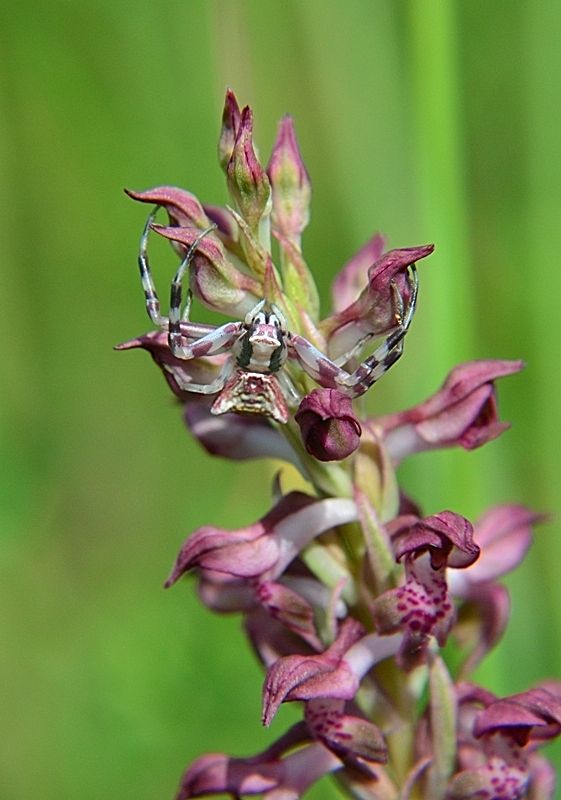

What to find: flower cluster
left=120, top=91, right=559, bottom=799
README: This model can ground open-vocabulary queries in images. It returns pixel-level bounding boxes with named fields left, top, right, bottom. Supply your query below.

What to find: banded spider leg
left=288, top=265, right=419, bottom=398
left=136, top=206, right=239, bottom=394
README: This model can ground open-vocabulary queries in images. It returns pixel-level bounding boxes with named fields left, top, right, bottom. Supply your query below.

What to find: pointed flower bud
left=217, top=88, right=241, bottom=172
left=226, top=106, right=272, bottom=232
left=267, top=115, right=311, bottom=241
left=295, top=389, right=362, bottom=462
left=378, top=359, right=525, bottom=462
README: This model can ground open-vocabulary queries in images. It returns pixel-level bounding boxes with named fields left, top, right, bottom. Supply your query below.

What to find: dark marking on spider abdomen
left=268, top=342, right=285, bottom=373
left=236, top=333, right=253, bottom=368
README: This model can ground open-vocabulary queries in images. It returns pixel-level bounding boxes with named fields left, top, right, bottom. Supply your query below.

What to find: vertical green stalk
left=404, top=1, right=480, bottom=510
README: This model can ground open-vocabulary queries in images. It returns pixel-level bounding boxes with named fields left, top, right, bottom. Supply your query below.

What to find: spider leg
left=138, top=206, right=168, bottom=326
left=277, top=369, right=302, bottom=407
left=169, top=224, right=217, bottom=330
left=164, top=358, right=234, bottom=395
left=169, top=319, right=244, bottom=361
left=289, top=266, right=418, bottom=398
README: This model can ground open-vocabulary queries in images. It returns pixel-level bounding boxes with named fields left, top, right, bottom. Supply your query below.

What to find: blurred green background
left=1, top=1, right=560, bottom=798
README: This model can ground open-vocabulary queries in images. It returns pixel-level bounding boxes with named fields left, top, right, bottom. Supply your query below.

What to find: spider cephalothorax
left=134, top=207, right=418, bottom=424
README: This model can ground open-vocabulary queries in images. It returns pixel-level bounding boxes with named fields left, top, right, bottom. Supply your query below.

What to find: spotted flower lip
left=305, top=698, right=388, bottom=767
left=377, top=359, right=524, bottom=462
left=295, top=388, right=362, bottom=462
left=164, top=492, right=358, bottom=588
left=371, top=511, right=479, bottom=669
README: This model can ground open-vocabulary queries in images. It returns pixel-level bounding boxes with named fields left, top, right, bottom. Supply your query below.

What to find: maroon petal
left=255, top=581, right=323, bottom=651
left=262, top=619, right=365, bottom=725
left=468, top=505, right=543, bottom=583
left=378, top=360, right=524, bottom=461
left=371, top=551, right=455, bottom=669
left=152, top=223, right=261, bottom=316
left=475, top=685, right=561, bottom=744
left=389, top=510, right=480, bottom=569
left=125, top=185, right=210, bottom=229
left=321, top=244, right=433, bottom=360
left=115, top=330, right=225, bottom=399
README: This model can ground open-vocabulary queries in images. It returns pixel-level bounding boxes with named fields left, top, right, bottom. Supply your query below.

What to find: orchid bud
left=267, top=115, right=311, bottom=241
left=217, top=88, right=241, bottom=172
left=226, top=106, right=272, bottom=232
left=295, top=389, right=362, bottom=462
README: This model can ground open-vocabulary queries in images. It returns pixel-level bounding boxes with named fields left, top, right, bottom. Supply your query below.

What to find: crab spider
left=136, top=207, right=418, bottom=423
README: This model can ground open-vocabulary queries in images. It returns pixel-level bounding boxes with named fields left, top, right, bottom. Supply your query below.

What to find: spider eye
left=255, top=312, right=267, bottom=325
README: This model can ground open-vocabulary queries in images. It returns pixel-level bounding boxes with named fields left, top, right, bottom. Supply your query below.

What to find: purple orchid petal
left=183, top=398, right=297, bottom=463
left=115, top=331, right=226, bottom=398
left=446, top=757, right=529, bottom=800
left=467, top=504, right=542, bottom=583
left=256, top=581, right=323, bottom=651
left=331, top=233, right=386, bottom=314
left=175, top=726, right=341, bottom=799
left=475, top=686, right=561, bottom=744
left=389, top=511, right=480, bottom=569
left=245, top=608, right=318, bottom=668
left=455, top=583, right=511, bottom=676
left=165, top=492, right=357, bottom=587
left=152, top=223, right=261, bottom=316
left=202, top=204, right=239, bottom=242
left=378, top=359, right=524, bottom=462
left=125, top=186, right=210, bottom=229
left=321, top=244, right=433, bottom=360
left=262, top=619, right=365, bottom=726
left=295, top=389, right=362, bottom=461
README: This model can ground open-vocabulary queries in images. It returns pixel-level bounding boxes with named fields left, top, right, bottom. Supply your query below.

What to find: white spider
left=135, top=208, right=418, bottom=423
